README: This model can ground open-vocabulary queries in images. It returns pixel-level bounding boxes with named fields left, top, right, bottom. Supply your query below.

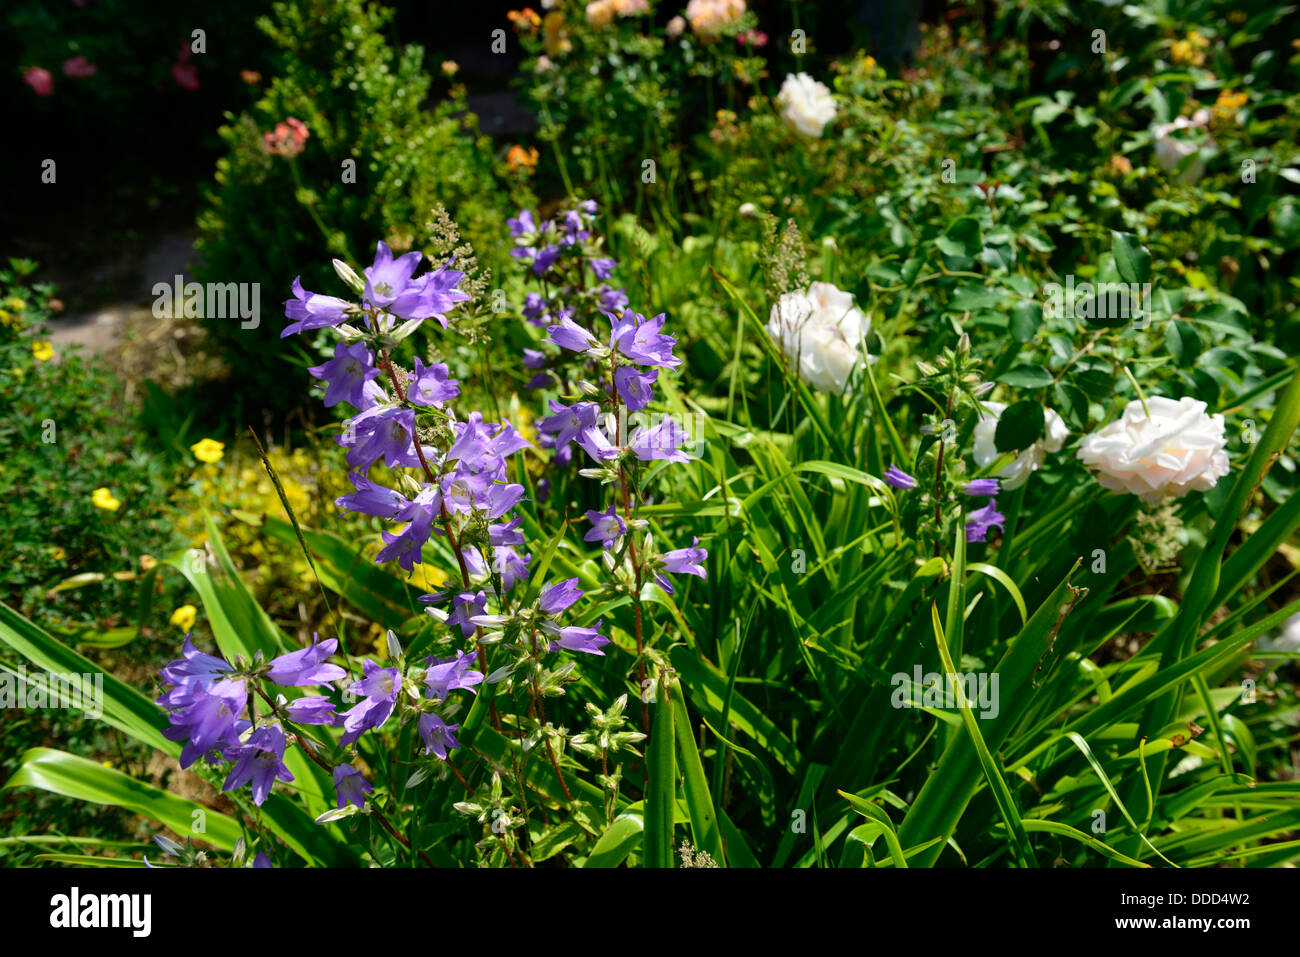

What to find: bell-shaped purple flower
left=222, top=723, right=294, bottom=806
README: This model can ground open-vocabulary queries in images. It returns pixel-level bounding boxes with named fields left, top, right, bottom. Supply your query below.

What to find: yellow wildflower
left=92, top=487, right=121, bottom=511
left=1170, top=36, right=1205, bottom=67
left=170, top=605, right=198, bottom=631
left=190, top=438, right=225, bottom=464
left=32, top=340, right=55, bottom=361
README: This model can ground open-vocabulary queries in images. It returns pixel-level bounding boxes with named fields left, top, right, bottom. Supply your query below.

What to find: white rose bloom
left=777, top=73, right=837, bottom=138
left=1153, top=110, right=1212, bottom=185
left=972, top=401, right=1070, bottom=489
left=1077, top=396, right=1229, bottom=504
left=767, top=281, right=873, bottom=394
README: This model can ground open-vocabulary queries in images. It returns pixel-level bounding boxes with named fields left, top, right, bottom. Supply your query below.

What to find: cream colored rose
left=1153, top=110, right=1212, bottom=184
left=1077, top=396, right=1229, bottom=504
left=972, top=401, right=1070, bottom=489
left=777, top=72, right=837, bottom=138
left=767, top=282, right=873, bottom=394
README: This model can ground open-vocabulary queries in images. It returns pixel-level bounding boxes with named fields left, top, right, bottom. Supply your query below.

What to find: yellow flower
left=51, top=546, right=67, bottom=561
left=1213, top=88, right=1248, bottom=124
left=91, top=487, right=122, bottom=511
left=140, top=554, right=158, bottom=571
left=3, top=297, right=26, bottom=311
left=190, top=438, right=225, bottom=464
left=441, top=60, right=459, bottom=77
left=32, top=340, right=55, bottom=362
left=170, top=605, right=198, bottom=631
left=1170, top=38, right=1205, bottom=67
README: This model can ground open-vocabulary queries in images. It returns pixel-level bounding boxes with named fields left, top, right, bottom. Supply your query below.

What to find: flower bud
left=332, top=258, right=365, bottom=293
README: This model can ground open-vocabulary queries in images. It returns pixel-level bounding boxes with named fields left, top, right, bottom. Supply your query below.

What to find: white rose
left=1153, top=110, right=1212, bottom=184
left=767, top=281, right=873, bottom=394
left=972, top=401, right=1070, bottom=489
left=1077, top=396, right=1229, bottom=504
left=777, top=73, right=837, bottom=139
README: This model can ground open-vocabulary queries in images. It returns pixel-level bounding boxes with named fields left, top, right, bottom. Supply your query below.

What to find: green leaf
left=5, top=748, right=244, bottom=852
left=1053, top=381, right=1089, bottom=431
left=672, top=681, right=725, bottom=866
left=994, top=400, right=1046, bottom=453
left=643, top=679, right=678, bottom=868
left=1111, top=231, right=1152, bottom=285
left=1165, top=320, right=1202, bottom=366
left=996, top=366, right=1054, bottom=389
left=927, top=604, right=1034, bottom=868
left=1009, top=300, right=1041, bottom=344
left=585, top=815, right=644, bottom=868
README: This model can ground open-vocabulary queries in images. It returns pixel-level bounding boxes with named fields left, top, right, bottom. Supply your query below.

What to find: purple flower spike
left=883, top=465, right=918, bottom=490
